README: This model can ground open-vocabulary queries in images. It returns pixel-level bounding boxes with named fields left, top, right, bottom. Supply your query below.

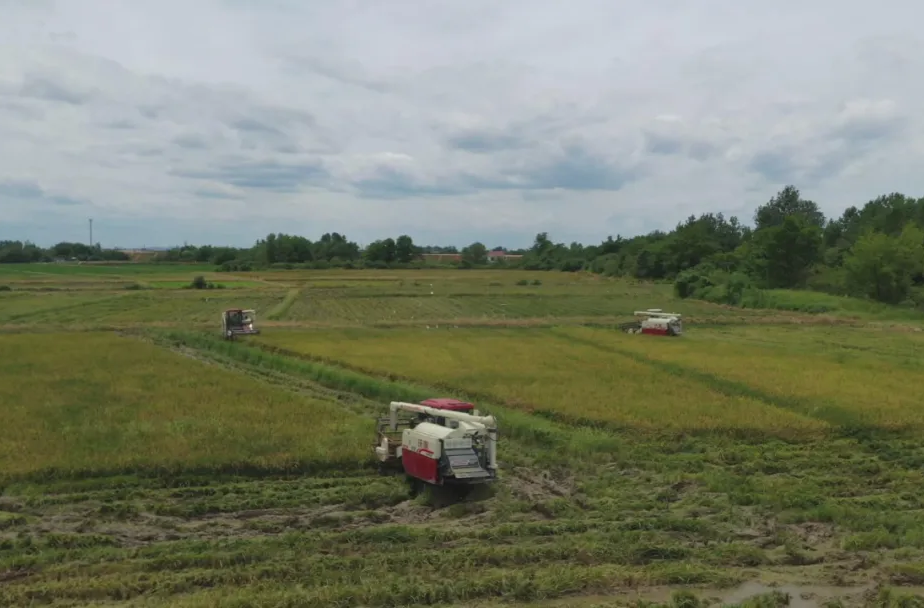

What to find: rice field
left=0, top=332, right=370, bottom=479
left=556, top=326, right=924, bottom=431
left=2, top=264, right=924, bottom=607
left=254, top=327, right=830, bottom=438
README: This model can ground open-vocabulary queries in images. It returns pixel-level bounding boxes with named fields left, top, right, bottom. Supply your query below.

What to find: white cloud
left=2, top=0, right=924, bottom=248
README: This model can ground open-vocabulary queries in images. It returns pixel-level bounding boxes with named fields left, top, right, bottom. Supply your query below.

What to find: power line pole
left=89, top=218, right=93, bottom=247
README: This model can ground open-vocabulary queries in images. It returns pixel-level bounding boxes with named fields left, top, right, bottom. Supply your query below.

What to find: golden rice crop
left=4, top=290, right=286, bottom=326
left=0, top=292, right=122, bottom=322
left=560, top=326, right=924, bottom=430
left=282, top=294, right=623, bottom=324
left=257, top=328, right=827, bottom=437
left=0, top=332, right=369, bottom=478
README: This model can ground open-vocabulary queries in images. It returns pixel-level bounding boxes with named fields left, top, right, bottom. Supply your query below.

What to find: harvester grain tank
left=373, top=398, right=498, bottom=488
left=619, top=309, right=683, bottom=336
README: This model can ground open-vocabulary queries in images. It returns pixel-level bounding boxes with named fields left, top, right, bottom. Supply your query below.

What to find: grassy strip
left=265, top=288, right=301, bottom=320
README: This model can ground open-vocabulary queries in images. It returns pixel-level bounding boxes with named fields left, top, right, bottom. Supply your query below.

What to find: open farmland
left=3, top=265, right=924, bottom=607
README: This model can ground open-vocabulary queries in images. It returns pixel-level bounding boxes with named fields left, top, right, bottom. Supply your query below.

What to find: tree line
left=3, top=185, right=923, bottom=306
left=0, top=241, right=130, bottom=263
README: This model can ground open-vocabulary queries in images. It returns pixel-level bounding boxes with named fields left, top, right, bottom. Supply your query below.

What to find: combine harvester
left=619, top=309, right=683, bottom=336
left=374, top=398, right=498, bottom=500
left=220, top=308, right=260, bottom=340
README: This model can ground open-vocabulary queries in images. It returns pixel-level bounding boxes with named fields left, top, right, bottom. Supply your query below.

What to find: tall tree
left=395, top=235, right=417, bottom=264
left=754, top=185, right=826, bottom=231
left=745, top=214, right=823, bottom=288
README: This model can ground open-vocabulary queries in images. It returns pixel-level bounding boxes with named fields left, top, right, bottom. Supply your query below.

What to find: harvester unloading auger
left=619, top=309, right=683, bottom=336
left=374, top=398, right=498, bottom=491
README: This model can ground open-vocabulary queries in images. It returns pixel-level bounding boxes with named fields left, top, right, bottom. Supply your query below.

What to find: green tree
left=364, top=238, right=397, bottom=263
left=395, top=235, right=417, bottom=264
left=263, top=233, right=277, bottom=265
left=844, top=224, right=924, bottom=304
left=745, top=214, right=822, bottom=288
left=461, top=242, right=488, bottom=265
left=754, top=185, right=826, bottom=231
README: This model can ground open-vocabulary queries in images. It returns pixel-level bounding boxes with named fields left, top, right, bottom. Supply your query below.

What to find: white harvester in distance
left=619, top=309, right=683, bottom=336
left=374, top=399, right=498, bottom=491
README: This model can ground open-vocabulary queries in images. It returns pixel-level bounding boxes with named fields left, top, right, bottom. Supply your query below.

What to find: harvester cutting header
left=374, top=398, right=498, bottom=489
left=619, top=309, right=683, bottom=336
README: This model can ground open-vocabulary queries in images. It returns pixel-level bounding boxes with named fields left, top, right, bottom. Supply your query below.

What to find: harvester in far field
left=374, top=399, right=498, bottom=492
left=619, top=309, right=683, bottom=336
left=221, top=308, right=260, bottom=340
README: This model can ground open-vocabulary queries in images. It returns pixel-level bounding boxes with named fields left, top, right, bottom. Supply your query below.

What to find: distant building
left=422, top=253, right=462, bottom=263
left=420, top=250, right=523, bottom=264
left=487, top=250, right=523, bottom=263
left=118, top=249, right=161, bottom=262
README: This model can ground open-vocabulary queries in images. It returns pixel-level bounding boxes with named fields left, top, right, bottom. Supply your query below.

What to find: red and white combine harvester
left=619, top=309, right=683, bottom=336
left=220, top=308, right=260, bottom=340
left=374, top=398, right=498, bottom=491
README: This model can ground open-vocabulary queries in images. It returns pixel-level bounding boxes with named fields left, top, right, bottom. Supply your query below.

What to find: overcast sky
left=1, top=1, right=923, bottom=249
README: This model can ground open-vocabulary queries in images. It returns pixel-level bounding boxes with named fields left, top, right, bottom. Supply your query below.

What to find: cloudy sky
left=1, top=0, right=923, bottom=249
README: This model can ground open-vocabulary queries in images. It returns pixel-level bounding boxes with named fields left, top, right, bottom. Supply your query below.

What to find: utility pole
left=89, top=218, right=93, bottom=247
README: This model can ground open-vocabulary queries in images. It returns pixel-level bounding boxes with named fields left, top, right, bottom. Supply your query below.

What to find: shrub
left=675, top=264, right=757, bottom=306
left=217, top=260, right=253, bottom=272
left=557, top=258, right=584, bottom=272
left=674, top=265, right=717, bottom=299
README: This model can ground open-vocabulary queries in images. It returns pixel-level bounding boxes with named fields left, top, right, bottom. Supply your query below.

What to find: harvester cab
left=619, top=309, right=683, bottom=336
left=374, top=398, right=498, bottom=489
left=221, top=308, right=260, bottom=340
